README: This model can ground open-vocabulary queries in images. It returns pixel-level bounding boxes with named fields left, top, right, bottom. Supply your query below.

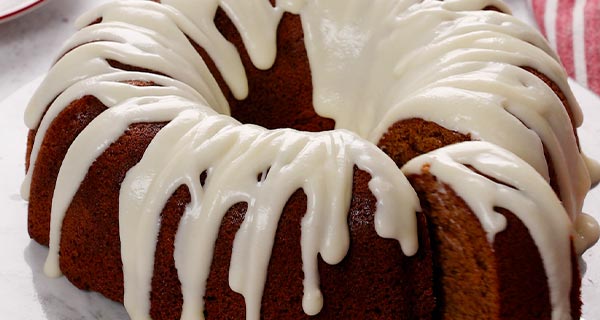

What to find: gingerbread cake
left=22, top=0, right=600, bottom=319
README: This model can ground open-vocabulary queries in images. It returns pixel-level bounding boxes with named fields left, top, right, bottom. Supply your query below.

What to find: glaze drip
left=22, top=72, right=205, bottom=200
left=298, top=0, right=588, bottom=222
left=119, top=106, right=419, bottom=319
left=402, top=141, right=576, bottom=320
left=20, top=0, right=599, bottom=319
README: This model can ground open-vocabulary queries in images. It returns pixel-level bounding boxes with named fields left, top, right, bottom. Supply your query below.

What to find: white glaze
left=402, top=141, right=576, bottom=319
left=21, top=72, right=205, bottom=200
left=44, top=95, right=209, bottom=278
left=119, top=111, right=419, bottom=319
left=298, top=0, right=588, bottom=222
left=574, top=213, right=600, bottom=255
left=21, top=0, right=599, bottom=319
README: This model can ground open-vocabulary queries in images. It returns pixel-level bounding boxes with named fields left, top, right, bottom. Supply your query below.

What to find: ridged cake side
left=22, top=0, right=600, bottom=319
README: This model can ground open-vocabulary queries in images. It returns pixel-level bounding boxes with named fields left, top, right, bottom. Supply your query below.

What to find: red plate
left=0, top=0, right=47, bottom=23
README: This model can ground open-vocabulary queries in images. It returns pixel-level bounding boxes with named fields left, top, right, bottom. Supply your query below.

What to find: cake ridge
left=115, top=101, right=420, bottom=319
left=403, top=141, right=575, bottom=319
left=21, top=71, right=204, bottom=200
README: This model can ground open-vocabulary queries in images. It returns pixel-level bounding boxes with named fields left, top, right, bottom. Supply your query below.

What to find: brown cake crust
left=28, top=109, right=436, bottom=318
left=59, top=122, right=167, bottom=302
left=148, top=170, right=434, bottom=319
left=27, top=95, right=108, bottom=246
left=24, top=4, right=584, bottom=320
left=377, top=118, right=472, bottom=169
left=26, top=80, right=160, bottom=247
left=196, top=8, right=335, bottom=132
left=407, top=172, right=581, bottom=320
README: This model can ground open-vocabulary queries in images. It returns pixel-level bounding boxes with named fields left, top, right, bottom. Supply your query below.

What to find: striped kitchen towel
left=531, top=0, right=600, bottom=95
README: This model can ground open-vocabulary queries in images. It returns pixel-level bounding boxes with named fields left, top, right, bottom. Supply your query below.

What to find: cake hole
left=121, top=80, right=160, bottom=87
left=106, top=59, right=168, bottom=77
left=482, top=6, right=504, bottom=13
left=493, top=206, right=509, bottom=213
left=257, top=167, right=271, bottom=182
left=88, top=17, right=103, bottom=26
left=372, top=307, right=382, bottom=315
left=185, top=7, right=335, bottom=132
left=205, top=295, right=216, bottom=301
left=200, top=170, right=208, bottom=187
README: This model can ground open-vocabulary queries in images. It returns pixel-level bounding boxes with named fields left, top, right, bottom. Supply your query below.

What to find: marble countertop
left=0, top=0, right=112, bottom=101
left=0, top=1, right=598, bottom=319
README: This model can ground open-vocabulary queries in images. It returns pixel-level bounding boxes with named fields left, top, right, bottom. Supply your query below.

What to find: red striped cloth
left=531, top=0, right=600, bottom=95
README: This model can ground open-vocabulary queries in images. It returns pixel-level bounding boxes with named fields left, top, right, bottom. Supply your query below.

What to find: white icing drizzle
left=297, top=0, right=589, bottom=223
left=116, top=100, right=419, bottom=319
left=574, top=213, right=600, bottom=255
left=21, top=72, right=205, bottom=200
left=21, top=0, right=599, bottom=319
left=24, top=0, right=229, bottom=131
left=44, top=95, right=208, bottom=277
left=402, top=141, right=576, bottom=320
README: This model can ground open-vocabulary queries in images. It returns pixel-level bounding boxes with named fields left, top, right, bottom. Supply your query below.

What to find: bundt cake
left=21, top=0, right=600, bottom=319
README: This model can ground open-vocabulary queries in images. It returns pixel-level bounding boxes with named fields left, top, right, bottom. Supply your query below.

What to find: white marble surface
left=0, top=0, right=111, bottom=101
left=0, top=76, right=130, bottom=319
left=0, top=1, right=598, bottom=319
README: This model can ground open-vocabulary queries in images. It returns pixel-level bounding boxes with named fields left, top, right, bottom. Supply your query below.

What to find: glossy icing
left=118, top=106, right=419, bottom=319
left=20, top=0, right=599, bottom=319
left=402, top=141, right=576, bottom=319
